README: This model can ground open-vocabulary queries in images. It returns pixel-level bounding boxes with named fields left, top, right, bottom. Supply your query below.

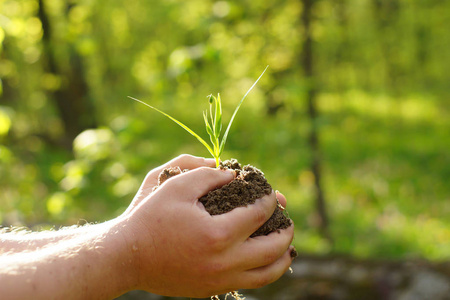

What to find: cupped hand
left=122, top=166, right=295, bottom=298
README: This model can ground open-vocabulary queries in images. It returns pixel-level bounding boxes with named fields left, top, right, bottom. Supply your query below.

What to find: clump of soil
left=155, top=159, right=296, bottom=256
left=200, top=159, right=292, bottom=238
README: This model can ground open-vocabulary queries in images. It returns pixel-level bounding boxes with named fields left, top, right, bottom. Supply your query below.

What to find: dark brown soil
left=154, top=159, right=296, bottom=257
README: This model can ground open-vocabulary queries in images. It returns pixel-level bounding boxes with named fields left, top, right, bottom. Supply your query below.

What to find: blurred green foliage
left=0, top=0, right=449, bottom=261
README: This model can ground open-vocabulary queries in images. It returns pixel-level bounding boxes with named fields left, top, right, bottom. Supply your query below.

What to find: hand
left=0, top=155, right=294, bottom=299
left=121, top=154, right=216, bottom=216
left=121, top=165, right=295, bottom=298
left=0, top=155, right=214, bottom=253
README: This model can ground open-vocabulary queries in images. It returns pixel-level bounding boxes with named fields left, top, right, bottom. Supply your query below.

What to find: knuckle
left=198, top=165, right=216, bottom=174
left=172, top=154, right=191, bottom=165
left=145, top=169, right=153, bottom=178
left=172, top=154, right=194, bottom=165
left=195, top=166, right=211, bottom=174
left=203, top=226, right=230, bottom=251
left=178, top=153, right=193, bottom=161
left=199, top=261, right=227, bottom=275
left=262, top=248, right=280, bottom=265
left=195, top=167, right=220, bottom=182
left=163, top=175, right=183, bottom=190
left=253, top=205, right=269, bottom=226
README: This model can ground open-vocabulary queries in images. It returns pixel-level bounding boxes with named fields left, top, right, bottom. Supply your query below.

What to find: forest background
left=0, top=0, right=449, bottom=266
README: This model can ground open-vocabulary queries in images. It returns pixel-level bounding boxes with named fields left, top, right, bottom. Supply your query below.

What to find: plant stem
left=215, top=156, right=221, bottom=168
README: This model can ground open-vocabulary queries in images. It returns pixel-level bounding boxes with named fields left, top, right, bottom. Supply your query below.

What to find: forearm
left=0, top=220, right=118, bottom=253
left=0, top=219, right=135, bottom=299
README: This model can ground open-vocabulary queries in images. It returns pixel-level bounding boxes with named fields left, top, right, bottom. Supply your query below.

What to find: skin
left=0, top=154, right=294, bottom=299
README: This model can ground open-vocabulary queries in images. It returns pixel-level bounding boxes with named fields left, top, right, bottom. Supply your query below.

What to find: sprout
left=128, top=66, right=268, bottom=168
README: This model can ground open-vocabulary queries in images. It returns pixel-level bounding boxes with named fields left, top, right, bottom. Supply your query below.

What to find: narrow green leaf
left=128, top=96, right=215, bottom=157
left=214, top=93, right=222, bottom=137
left=203, top=111, right=214, bottom=135
left=203, top=111, right=216, bottom=146
left=209, top=95, right=214, bottom=126
left=219, top=65, right=269, bottom=154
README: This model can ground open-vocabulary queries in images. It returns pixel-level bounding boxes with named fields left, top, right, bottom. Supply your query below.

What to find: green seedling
left=129, top=66, right=268, bottom=168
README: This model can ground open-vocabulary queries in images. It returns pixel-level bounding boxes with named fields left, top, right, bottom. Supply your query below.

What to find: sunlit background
left=0, top=0, right=449, bottom=269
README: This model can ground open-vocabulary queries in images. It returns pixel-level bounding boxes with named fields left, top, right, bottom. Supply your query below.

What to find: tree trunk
left=38, top=0, right=96, bottom=149
left=372, top=0, right=401, bottom=94
left=301, top=0, right=332, bottom=243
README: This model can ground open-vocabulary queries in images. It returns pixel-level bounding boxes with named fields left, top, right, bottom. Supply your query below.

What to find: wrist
left=102, top=217, right=140, bottom=296
left=114, top=213, right=160, bottom=293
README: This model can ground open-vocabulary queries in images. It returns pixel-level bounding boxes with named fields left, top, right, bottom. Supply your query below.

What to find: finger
left=123, top=155, right=216, bottom=216
left=161, top=167, right=236, bottom=203
left=145, top=154, right=216, bottom=185
left=164, top=154, right=216, bottom=170
left=233, top=223, right=294, bottom=270
left=141, top=155, right=216, bottom=196
left=237, top=246, right=295, bottom=290
left=276, top=191, right=287, bottom=210
left=213, top=192, right=278, bottom=240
